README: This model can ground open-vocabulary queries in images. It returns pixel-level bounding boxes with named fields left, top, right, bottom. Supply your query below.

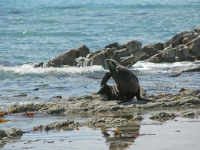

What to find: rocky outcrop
left=76, top=44, right=90, bottom=58
left=8, top=89, right=200, bottom=116
left=140, top=43, right=162, bottom=60
left=149, top=112, right=176, bottom=120
left=146, top=27, right=200, bottom=63
left=188, top=36, right=200, bottom=60
left=35, top=40, right=145, bottom=68
left=33, top=26, right=200, bottom=68
left=47, top=49, right=77, bottom=67
left=146, top=45, right=196, bottom=63
left=0, top=128, right=23, bottom=140
left=43, top=120, right=75, bottom=131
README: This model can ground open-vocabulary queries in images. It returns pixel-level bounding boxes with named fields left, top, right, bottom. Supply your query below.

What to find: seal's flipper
left=100, top=72, right=111, bottom=86
left=136, top=89, right=153, bottom=102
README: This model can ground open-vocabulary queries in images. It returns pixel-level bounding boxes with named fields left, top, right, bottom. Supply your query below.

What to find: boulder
left=121, top=49, right=146, bottom=67
left=86, top=50, right=102, bottom=59
left=6, top=128, right=23, bottom=137
left=149, top=52, right=164, bottom=63
left=140, top=44, right=159, bottom=60
left=176, top=45, right=196, bottom=61
left=76, top=44, right=90, bottom=57
left=1, top=128, right=23, bottom=140
left=164, top=33, right=183, bottom=48
left=155, top=42, right=164, bottom=50
left=194, top=26, right=200, bottom=33
left=147, top=44, right=195, bottom=63
left=0, top=129, right=7, bottom=139
left=104, top=42, right=126, bottom=50
left=120, top=54, right=136, bottom=67
left=164, top=29, right=200, bottom=48
left=103, top=47, right=117, bottom=59
left=89, top=52, right=106, bottom=67
left=126, top=40, right=142, bottom=55
left=181, top=30, right=199, bottom=44
left=47, top=49, right=77, bottom=67
left=114, top=48, right=128, bottom=62
left=34, top=62, right=44, bottom=68
left=85, top=40, right=144, bottom=68
left=188, top=36, right=200, bottom=59
left=104, top=42, right=119, bottom=49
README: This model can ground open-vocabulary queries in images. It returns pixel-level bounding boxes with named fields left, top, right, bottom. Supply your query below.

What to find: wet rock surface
left=0, top=128, right=23, bottom=141
left=150, top=112, right=176, bottom=120
left=43, top=120, right=76, bottom=131
left=8, top=89, right=200, bottom=115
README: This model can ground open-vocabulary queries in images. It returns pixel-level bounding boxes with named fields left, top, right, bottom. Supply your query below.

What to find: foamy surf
left=0, top=61, right=197, bottom=75
left=0, top=64, right=105, bottom=75
left=132, top=61, right=197, bottom=72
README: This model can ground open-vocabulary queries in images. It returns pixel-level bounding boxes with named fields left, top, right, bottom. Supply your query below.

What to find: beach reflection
left=102, top=122, right=141, bottom=150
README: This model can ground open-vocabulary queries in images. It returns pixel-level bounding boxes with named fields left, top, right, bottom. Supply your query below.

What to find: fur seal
left=97, top=72, right=120, bottom=100
left=105, top=59, right=151, bottom=102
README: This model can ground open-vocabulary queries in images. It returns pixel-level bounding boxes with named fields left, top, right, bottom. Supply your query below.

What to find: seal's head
left=107, top=59, right=119, bottom=73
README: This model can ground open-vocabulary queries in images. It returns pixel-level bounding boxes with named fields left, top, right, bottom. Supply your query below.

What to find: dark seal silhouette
left=97, top=59, right=151, bottom=102
left=97, top=72, right=120, bottom=100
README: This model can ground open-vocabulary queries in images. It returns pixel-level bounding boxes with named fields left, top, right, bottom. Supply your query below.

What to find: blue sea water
left=0, top=0, right=200, bottom=110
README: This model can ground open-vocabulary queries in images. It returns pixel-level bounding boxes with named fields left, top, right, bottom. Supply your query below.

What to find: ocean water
left=1, top=0, right=200, bottom=111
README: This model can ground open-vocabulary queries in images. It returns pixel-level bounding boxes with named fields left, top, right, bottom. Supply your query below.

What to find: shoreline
left=1, top=88, right=200, bottom=149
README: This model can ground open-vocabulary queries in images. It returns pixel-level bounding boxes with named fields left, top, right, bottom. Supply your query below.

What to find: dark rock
left=155, top=42, right=164, bottom=50
left=103, top=48, right=116, bottom=59
left=1, top=128, right=23, bottom=140
left=114, top=48, right=128, bottom=62
left=76, top=44, right=90, bottom=57
left=34, top=62, right=44, bottom=68
left=89, top=52, right=106, bottom=67
left=6, top=128, right=23, bottom=137
left=86, top=50, right=102, bottom=59
left=150, top=112, right=176, bottom=120
left=0, top=130, right=7, bottom=139
left=120, top=54, right=136, bottom=67
left=140, top=44, right=159, bottom=60
left=43, top=120, right=74, bottom=131
left=145, top=52, right=163, bottom=63
left=164, top=33, right=183, bottom=48
left=126, top=40, right=142, bottom=55
left=188, top=36, right=200, bottom=59
left=47, top=49, right=77, bottom=67
left=170, top=72, right=181, bottom=77
left=46, top=105, right=65, bottom=114
left=121, top=49, right=145, bottom=67
left=104, top=42, right=119, bottom=49
left=147, top=44, right=195, bottom=63
left=194, top=26, right=200, bottom=33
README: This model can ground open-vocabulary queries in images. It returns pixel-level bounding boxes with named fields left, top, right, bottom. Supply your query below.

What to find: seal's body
left=98, top=59, right=151, bottom=102
left=97, top=72, right=120, bottom=100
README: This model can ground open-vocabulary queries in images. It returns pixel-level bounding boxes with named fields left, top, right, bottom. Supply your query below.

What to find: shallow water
left=1, top=110, right=200, bottom=150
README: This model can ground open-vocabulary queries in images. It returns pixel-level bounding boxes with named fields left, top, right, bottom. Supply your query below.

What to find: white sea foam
left=132, top=61, right=197, bottom=72
left=0, top=64, right=105, bottom=75
left=0, top=61, right=197, bottom=75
